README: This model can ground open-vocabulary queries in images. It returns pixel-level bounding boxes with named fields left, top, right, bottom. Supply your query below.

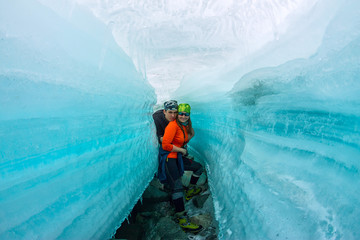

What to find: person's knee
left=193, top=162, right=204, bottom=176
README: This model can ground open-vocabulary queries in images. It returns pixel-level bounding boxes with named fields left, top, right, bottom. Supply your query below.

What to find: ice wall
left=0, top=0, right=157, bottom=239
left=176, top=0, right=360, bottom=239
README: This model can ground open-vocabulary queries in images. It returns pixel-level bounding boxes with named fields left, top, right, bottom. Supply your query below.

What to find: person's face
left=178, top=112, right=190, bottom=123
left=164, top=109, right=178, bottom=122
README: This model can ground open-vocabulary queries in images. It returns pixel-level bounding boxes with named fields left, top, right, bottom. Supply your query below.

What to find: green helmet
left=178, top=103, right=191, bottom=113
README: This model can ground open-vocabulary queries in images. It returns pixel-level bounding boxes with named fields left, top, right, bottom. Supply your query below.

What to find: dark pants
left=183, top=156, right=203, bottom=177
left=165, top=158, right=185, bottom=212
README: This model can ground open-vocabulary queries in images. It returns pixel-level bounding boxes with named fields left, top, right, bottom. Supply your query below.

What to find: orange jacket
left=162, top=120, right=188, bottom=158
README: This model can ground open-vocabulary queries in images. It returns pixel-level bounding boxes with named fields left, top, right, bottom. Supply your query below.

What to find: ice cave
left=0, top=0, right=359, bottom=239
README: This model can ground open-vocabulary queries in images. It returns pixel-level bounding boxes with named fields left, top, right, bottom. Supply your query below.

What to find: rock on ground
left=112, top=171, right=218, bottom=240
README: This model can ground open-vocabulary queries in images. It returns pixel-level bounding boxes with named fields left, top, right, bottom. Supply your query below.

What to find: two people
left=152, top=100, right=204, bottom=233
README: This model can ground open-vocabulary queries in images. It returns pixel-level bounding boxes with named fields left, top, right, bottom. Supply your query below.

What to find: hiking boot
left=176, top=215, right=203, bottom=233
left=185, top=186, right=202, bottom=201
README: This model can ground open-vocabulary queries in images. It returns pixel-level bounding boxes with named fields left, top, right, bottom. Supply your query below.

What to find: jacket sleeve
left=152, top=111, right=165, bottom=142
left=162, top=122, right=177, bottom=152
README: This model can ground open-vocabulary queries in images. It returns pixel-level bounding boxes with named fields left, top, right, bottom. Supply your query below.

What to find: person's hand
left=182, top=148, right=188, bottom=156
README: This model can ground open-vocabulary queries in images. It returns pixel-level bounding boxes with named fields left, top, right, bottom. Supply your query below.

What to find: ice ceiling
left=42, top=0, right=325, bottom=103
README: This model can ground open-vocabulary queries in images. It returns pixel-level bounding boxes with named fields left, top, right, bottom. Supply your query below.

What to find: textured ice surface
left=0, top=0, right=157, bottom=239
left=176, top=1, right=360, bottom=239
left=1, top=0, right=360, bottom=239
left=75, top=0, right=325, bottom=104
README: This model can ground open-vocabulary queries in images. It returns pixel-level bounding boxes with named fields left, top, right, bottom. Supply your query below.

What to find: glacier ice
left=0, top=0, right=157, bottom=239
left=1, top=0, right=360, bottom=239
left=175, top=0, right=360, bottom=239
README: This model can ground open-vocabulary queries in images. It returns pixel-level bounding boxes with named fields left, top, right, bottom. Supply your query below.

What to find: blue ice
left=0, top=0, right=157, bottom=239
left=1, top=0, right=360, bottom=239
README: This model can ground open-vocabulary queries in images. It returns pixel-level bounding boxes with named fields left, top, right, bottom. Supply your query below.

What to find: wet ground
left=112, top=171, right=218, bottom=240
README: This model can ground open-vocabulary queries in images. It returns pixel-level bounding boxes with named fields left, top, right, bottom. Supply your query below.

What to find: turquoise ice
left=0, top=1, right=157, bottom=239
left=1, top=0, right=359, bottom=239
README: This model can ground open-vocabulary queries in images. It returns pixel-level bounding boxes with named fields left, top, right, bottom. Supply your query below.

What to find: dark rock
left=113, top=174, right=218, bottom=240
left=142, top=184, right=170, bottom=203
left=145, top=216, right=187, bottom=240
left=114, top=222, right=143, bottom=240
left=193, top=193, right=210, bottom=208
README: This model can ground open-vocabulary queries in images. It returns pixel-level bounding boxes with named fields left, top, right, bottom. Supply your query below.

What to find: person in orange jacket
left=162, top=103, right=203, bottom=233
left=153, top=100, right=203, bottom=199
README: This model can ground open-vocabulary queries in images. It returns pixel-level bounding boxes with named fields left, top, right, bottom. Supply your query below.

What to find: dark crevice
left=111, top=171, right=218, bottom=240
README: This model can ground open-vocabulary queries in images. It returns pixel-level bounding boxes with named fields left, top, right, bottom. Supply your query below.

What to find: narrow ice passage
left=1, top=0, right=360, bottom=239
